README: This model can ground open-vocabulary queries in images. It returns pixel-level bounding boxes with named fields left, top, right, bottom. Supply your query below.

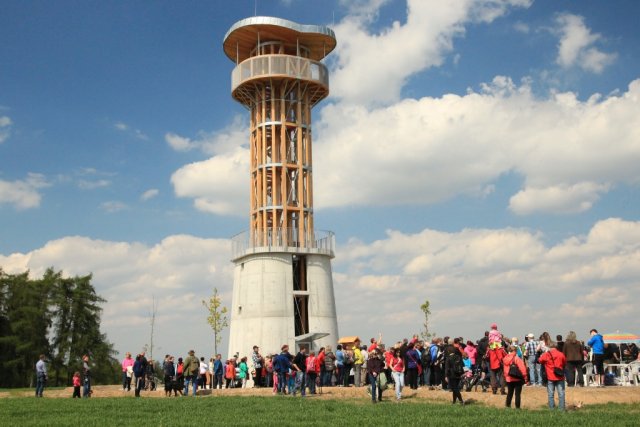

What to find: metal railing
left=231, top=54, right=329, bottom=93
left=231, top=228, right=335, bottom=260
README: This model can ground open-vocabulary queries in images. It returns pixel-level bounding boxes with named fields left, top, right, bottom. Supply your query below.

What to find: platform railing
left=231, top=54, right=329, bottom=93
left=231, top=228, right=335, bottom=260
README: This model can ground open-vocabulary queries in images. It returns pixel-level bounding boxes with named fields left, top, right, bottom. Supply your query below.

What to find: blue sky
left=1, top=0, right=639, bottom=358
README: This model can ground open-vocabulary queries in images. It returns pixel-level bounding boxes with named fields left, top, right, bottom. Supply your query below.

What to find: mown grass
left=0, top=396, right=638, bottom=426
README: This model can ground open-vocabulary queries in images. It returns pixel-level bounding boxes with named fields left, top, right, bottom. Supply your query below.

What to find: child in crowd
left=72, top=371, right=81, bottom=398
left=489, top=323, right=503, bottom=349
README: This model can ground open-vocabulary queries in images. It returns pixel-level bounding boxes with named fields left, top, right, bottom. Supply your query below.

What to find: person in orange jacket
left=538, top=342, right=567, bottom=410
left=487, top=345, right=507, bottom=395
left=502, top=345, right=528, bottom=408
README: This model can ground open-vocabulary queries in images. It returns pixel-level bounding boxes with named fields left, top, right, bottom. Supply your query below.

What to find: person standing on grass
left=405, top=342, right=421, bottom=390
left=524, top=333, right=539, bottom=386
left=335, top=344, right=345, bottom=387
left=503, top=345, right=527, bottom=409
left=563, top=331, right=584, bottom=387
left=367, top=348, right=385, bottom=403
left=323, top=346, right=335, bottom=386
left=444, top=344, right=465, bottom=405
left=292, top=346, right=307, bottom=396
left=182, top=350, right=199, bottom=396
left=163, top=355, right=175, bottom=396
left=353, top=340, right=364, bottom=387
left=225, top=358, right=236, bottom=389
left=72, top=371, right=81, bottom=398
left=389, top=348, right=405, bottom=401
left=121, top=352, right=134, bottom=392
left=316, top=347, right=325, bottom=388
left=198, top=357, right=208, bottom=389
left=487, top=344, right=507, bottom=395
left=539, top=342, right=567, bottom=411
left=274, top=344, right=292, bottom=395
left=251, top=346, right=264, bottom=388
left=82, top=354, right=92, bottom=398
left=213, top=354, right=223, bottom=389
left=587, top=329, right=605, bottom=387
left=133, top=354, right=145, bottom=398
left=238, top=357, right=249, bottom=388
left=35, top=354, right=47, bottom=398
left=306, top=351, right=319, bottom=395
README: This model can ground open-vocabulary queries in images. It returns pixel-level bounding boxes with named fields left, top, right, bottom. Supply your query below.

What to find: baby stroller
left=462, top=366, right=490, bottom=392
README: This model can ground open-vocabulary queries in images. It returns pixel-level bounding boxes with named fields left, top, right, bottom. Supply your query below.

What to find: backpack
left=421, top=349, right=432, bottom=367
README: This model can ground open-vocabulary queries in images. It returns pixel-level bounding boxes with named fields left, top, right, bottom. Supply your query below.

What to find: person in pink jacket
left=502, top=345, right=528, bottom=409
left=121, top=352, right=134, bottom=392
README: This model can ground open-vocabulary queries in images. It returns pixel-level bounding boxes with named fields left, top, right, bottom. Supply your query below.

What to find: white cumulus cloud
left=0, top=173, right=49, bottom=210
left=331, top=0, right=531, bottom=106
left=554, top=13, right=616, bottom=73
left=0, top=115, right=12, bottom=143
left=0, top=235, right=233, bottom=357
left=141, top=188, right=159, bottom=201
left=1, top=218, right=638, bottom=357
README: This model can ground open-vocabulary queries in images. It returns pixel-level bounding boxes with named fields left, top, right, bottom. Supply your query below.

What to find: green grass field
left=0, top=397, right=638, bottom=426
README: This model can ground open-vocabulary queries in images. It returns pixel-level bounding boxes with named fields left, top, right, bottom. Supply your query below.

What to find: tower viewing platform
left=223, top=17, right=336, bottom=253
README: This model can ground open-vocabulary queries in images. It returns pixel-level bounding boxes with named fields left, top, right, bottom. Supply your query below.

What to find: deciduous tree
left=202, top=288, right=228, bottom=356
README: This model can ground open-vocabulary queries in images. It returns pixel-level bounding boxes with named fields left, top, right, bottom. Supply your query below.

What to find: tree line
left=0, top=268, right=118, bottom=388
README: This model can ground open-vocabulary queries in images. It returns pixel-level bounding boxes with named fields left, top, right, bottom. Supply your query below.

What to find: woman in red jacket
left=502, top=345, right=528, bottom=409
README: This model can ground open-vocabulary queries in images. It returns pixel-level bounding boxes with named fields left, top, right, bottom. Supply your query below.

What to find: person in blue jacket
left=587, top=329, right=605, bottom=387
left=273, top=345, right=292, bottom=394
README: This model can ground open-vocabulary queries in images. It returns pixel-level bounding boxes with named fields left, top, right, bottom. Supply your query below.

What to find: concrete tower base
left=228, top=250, right=338, bottom=358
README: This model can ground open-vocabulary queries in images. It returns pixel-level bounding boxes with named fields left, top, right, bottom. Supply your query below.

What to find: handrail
left=231, top=54, right=329, bottom=95
left=231, top=228, right=335, bottom=260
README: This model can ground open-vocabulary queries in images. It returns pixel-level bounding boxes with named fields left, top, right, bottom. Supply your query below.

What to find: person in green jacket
left=182, top=350, right=200, bottom=397
left=239, top=357, right=249, bottom=388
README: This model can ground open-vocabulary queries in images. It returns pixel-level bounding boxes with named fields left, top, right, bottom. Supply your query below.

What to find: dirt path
left=3, top=384, right=640, bottom=410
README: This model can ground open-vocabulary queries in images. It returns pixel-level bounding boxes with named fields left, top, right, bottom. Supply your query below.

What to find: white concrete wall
left=227, top=252, right=338, bottom=359
left=306, top=254, right=339, bottom=350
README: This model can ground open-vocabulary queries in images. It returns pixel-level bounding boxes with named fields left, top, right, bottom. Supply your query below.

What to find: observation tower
left=223, top=17, right=338, bottom=358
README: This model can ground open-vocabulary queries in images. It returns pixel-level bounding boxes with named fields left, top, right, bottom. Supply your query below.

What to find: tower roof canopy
left=223, top=16, right=336, bottom=63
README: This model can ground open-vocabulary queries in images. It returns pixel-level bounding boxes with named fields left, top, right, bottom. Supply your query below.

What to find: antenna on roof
left=254, top=0, right=257, bottom=16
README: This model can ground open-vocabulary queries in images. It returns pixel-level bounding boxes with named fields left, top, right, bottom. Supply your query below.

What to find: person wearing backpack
left=444, top=343, right=465, bottom=405
left=503, top=345, right=528, bottom=409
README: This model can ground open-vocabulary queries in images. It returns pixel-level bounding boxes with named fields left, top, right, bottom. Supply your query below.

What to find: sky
left=1, top=0, right=639, bottom=359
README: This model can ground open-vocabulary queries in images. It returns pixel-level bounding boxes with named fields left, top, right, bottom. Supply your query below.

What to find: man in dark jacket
left=367, top=348, right=385, bottom=403
left=292, top=346, right=308, bottom=396
left=444, top=343, right=465, bottom=405
left=133, top=354, right=145, bottom=397
left=273, top=345, right=292, bottom=394
left=213, top=354, right=224, bottom=389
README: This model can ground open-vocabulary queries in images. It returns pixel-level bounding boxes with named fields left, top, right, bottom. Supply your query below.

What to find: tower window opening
left=293, top=295, right=309, bottom=337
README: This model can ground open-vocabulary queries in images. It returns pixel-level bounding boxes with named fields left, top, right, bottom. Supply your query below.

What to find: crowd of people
left=32, top=324, right=639, bottom=411
left=116, top=325, right=639, bottom=411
